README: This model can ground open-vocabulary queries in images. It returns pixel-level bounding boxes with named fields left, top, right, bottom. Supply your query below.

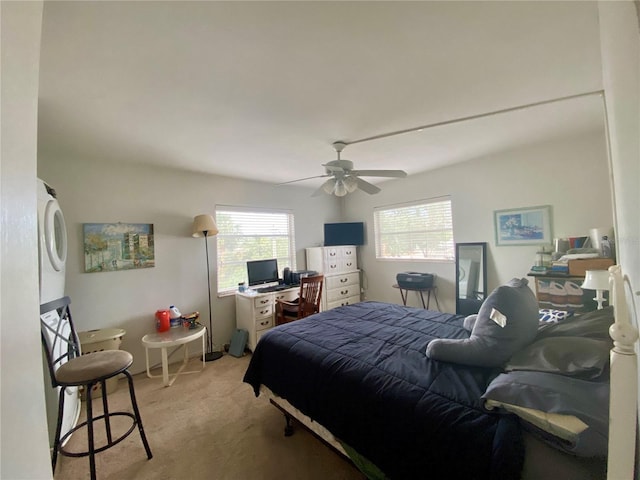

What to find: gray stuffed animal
left=426, top=278, right=539, bottom=367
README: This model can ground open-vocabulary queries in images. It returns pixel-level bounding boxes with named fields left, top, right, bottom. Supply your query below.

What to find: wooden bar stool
left=40, top=297, right=153, bottom=480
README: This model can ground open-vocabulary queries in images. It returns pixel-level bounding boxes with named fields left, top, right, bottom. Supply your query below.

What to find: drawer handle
left=330, top=264, right=337, bottom=269
left=259, top=320, right=269, bottom=327
left=345, top=262, right=353, bottom=267
left=260, top=299, right=269, bottom=304
left=345, top=250, right=352, bottom=255
left=341, top=289, right=349, bottom=295
left=329, top=252, right=336, bottom=256
left=340, top=278, right=348, bottom=283
left=341, top=301, right=350, bottom=306
left=260, top=309, right=269, bottom=315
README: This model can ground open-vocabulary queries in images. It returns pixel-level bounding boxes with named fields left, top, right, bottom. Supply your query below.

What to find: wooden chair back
left=275, top=274, right=324, bottom=326
left=297, top=274, right=324, bottom=318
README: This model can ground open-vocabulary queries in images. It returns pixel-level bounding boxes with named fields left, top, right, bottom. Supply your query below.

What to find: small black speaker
left=283, top=267, right=291, bottom=284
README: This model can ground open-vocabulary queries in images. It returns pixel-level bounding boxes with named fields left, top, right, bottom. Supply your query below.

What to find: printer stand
left=393, top=284, right=440, bottom=311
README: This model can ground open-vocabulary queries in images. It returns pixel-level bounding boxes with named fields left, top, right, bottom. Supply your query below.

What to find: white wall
left=344, top=131, right=614, bottom=312
left=37, top=155, right=339, bottom=374
left=0, top=2, right=53, bottom=479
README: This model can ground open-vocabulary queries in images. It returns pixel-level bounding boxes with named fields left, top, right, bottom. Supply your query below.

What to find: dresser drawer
left=326, top=272, right=359, bottom=290
left=327, top=295, right=361, bottom=310
left=323, top=247, right=341, bottom=261
left=340, top=259, right=357, bottom=272
left=324, top=260, right=341, bottom=273
left=255, top=316, right=273, bottom=331
left=341, top=246, right=357, bottom=260
left=253, top=296, right=272, bottom=309
left=326, top=284, right=359, bottom=302
left=274, top=290, right=298, bottom=303
left=254, top=304, right=273, bottom=318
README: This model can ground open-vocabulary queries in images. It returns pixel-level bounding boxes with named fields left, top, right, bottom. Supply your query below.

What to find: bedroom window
left=373, top=197, right=454, bottom=261
left=215, top=206, right=296, bottom=295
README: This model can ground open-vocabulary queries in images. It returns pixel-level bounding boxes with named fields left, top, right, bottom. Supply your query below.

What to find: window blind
left=373, top=198, right=453, bottom=261
left=216, top=206, right=296, bottom=294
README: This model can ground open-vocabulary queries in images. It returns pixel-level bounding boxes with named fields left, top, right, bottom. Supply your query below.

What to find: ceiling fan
left=279, top=142, right=408, bottom=196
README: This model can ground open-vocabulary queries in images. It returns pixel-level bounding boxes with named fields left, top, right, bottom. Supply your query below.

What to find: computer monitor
left=247, top=258, right=279, bottom=286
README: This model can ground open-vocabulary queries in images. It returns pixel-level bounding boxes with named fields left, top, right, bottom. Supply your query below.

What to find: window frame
left=215, top=205, right=296, bottom=295
left=373, top=196, right=454, bottom=262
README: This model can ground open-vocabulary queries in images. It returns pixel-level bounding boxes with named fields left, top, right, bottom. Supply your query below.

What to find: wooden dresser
left=306, top=245, right=361, bottom=311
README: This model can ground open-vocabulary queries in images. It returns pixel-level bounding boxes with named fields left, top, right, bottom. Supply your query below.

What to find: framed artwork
left=494, top=205, right=552, bottom=246
left=83, top=223, right=155, bottom=273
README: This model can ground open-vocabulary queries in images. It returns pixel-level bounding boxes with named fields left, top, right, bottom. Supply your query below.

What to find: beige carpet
left=54, top=353, right=365, bottom=480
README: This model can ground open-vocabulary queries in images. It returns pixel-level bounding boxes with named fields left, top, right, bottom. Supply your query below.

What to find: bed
left=243, top=268, right=636, bottom=479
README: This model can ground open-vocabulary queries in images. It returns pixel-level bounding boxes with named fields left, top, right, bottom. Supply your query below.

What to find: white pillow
left=484, top=399, right=587, bottom=442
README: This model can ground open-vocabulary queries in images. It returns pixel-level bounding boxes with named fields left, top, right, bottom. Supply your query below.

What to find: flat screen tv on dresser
left=324, top=222, right=365, bottom=246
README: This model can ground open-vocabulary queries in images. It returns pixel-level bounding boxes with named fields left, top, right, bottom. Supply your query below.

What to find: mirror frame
left=455, top=242, right=488, bottom=315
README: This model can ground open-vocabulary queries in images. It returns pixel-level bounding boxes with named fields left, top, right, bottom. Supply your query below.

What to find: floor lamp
left=192, top=214, right=223, bottom=361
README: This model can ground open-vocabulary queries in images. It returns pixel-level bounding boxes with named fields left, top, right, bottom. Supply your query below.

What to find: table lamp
left=192, top=214, right=223, bottom=361
left=581, top=269, right=610, bottom=310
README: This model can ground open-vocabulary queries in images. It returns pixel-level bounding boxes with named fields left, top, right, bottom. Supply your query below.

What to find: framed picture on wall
left=83, top=223, right=155, bottom=273
left=493, top=205, right=552, bottom=246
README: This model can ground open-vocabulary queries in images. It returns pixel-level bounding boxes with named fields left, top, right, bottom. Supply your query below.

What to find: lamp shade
left=581, top=270, right=610, bottom=291
left=334, top=179, right=348, bottom=197
left=192, top=214, right=218, bottom=238
left=343, top=175, right=358, bottom=193
left=322, top=178, right=336, bottom=194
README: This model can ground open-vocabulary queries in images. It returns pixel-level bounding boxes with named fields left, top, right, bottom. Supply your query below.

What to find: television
left=324, top=222, right=365, bottom=246
left=247, top=258, right=279, bottom=286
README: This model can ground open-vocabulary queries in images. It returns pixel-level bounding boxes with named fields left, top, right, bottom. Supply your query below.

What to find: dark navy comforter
left=243, top=301, right=523, bottom=479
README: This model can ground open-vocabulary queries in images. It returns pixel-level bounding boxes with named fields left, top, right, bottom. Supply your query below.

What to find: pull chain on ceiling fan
left=278, top=141, right=407, bottom=196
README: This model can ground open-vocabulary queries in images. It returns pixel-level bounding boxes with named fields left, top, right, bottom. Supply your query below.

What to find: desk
left=393, top=284, right=440, bottom=311
left=236, top=287, right=299, bottom=351
left=141, top=325, right=206, bottom=387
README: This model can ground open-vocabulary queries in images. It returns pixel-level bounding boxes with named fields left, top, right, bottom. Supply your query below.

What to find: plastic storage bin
left=78, top=328, right=126, bottom=400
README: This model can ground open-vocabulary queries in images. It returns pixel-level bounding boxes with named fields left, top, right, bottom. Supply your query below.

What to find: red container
left=155, top=309, right=170, bottom=332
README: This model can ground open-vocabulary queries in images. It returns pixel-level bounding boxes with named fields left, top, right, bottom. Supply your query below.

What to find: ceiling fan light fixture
left=344, top=175, right=358, bottom=193
left=334, top=179, right=348, bottom=197
left=322, top=178, right=337, bottom=194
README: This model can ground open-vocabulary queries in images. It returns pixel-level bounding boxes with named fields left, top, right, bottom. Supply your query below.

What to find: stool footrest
left=59, top=412, right=137, bottom=458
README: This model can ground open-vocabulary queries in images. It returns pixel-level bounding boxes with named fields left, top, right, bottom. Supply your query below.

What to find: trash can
left=78, top=328, right=126, bottom=400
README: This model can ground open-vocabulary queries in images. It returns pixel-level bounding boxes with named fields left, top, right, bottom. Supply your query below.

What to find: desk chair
left=40, top=296, right=152, bottom=479
left=275, top=275, right=324, bottom=325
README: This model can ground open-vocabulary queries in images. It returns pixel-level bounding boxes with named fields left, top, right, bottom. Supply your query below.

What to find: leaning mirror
left=456, top=242, right=487, bottom=315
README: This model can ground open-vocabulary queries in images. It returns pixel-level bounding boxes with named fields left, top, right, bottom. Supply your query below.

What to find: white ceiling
left=38, top=1, right=606, bottom=190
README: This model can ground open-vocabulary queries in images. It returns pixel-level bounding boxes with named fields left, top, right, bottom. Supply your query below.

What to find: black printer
left=396, top=272, right=435, bottom=289
left=289, top=270, right=318, bottom=285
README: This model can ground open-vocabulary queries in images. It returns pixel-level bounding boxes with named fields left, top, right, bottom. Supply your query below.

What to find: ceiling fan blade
left=276, top=174, right=330, bottom=186
left=355, top=178, right=381, bottom=195
left=350, top=169, right=407, bottom=178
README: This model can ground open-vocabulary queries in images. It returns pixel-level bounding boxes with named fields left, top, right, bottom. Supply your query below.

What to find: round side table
left=141, top=324, right=206, bottom=387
